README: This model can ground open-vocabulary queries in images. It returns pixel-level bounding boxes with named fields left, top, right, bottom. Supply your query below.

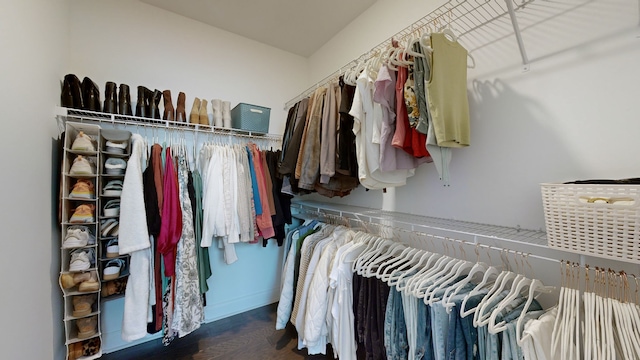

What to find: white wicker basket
left=541, top=183, right=640, bottom=262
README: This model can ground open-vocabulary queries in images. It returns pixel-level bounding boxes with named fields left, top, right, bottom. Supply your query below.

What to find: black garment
left=143, top=150, right=161, bottom=237
left=265, top=150, right=293, bottom=246
left=279, top=97, right=309, bottom=177
left=337, top=77, right=358, bottom=178
left=280, top=103, right=298, bottom=165
left=142, top=149, right=161, bottom=334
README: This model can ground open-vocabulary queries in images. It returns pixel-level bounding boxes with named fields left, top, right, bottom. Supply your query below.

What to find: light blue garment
left=385, top=286, right=408, bottom=360
left=245, top=146, right=262, bottom=215
left=430, top=288, right=451, bottom=360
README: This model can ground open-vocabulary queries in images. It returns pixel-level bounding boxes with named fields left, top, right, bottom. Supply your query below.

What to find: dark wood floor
left=101, top=303, right=335, bottom=360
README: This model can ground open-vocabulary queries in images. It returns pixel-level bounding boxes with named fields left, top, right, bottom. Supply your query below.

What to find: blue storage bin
left=230, top=103, right=271, bottom=134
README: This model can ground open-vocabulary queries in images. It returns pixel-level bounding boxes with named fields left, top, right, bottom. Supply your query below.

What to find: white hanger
left=363, top=242, right=406, bottom=278
left=414, top=256, right=461, bottom=300
left=395, top=251, right=440, bottom=292
left=427, top=259, right=473, bottom=305
left=459, top=264, right=500, bottom=318
left=443, top=258, right=488, bottom=311
left=353, top=236, right=386, bottom=273
left=386, top=249, right=428, bottom=286
left=406, top=254, right=450, bottom=296
left=376, top=247, right=419, bottom=281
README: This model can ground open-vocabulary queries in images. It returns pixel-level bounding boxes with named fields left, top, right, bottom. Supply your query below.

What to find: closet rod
left=283, top=0, right=535, bottom=110
left=291, top=206, right=561, bottom=264
left=55, top=106, right=283, bottom=142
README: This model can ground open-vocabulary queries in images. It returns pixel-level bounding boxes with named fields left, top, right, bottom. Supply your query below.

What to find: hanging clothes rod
left=283, top=0, right=534, bottom=110
left=55, top=106, right=283, bottom=142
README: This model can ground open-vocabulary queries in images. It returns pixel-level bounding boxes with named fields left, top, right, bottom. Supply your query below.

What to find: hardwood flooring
left=101, top=303, right=335, bottom=360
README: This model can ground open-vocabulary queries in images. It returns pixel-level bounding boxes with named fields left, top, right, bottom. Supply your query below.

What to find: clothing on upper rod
left=280, top=29, right=471, bottom=193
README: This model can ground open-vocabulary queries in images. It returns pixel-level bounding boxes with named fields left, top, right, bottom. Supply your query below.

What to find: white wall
left=67, top=0, right=308, bottom=353
left=303, top=0, right=640, bottom=232
left=0, top=0, right=69, bottom=359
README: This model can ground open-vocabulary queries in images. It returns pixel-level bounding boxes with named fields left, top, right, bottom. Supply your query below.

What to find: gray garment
left=296, top=87, right=326, bottom=190
left=279, top=98, right=309, bottom=176
left=414, top=43, right=431, bottom=135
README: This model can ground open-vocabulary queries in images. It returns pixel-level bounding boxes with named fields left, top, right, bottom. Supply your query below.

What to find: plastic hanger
left=415, top=256, right=461, bottom=300
left=386, top=249, right=428, bottom=286
left=376, top=247, right=419, bottom=281
left=406, top=254, right=450, bottom=296
left=459, top=264, right=500, bottom=318
left=395, top=251, right=439, bottom=292
left=363, top=242, right=406, bottom=278
left=352, top=236, right=386, bottom=273
left=443, top=259, right=488, bottom=311
left=427, top=259, right=473, bottom=305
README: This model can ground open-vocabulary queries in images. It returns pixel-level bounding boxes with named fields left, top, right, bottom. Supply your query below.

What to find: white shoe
left=212, top=99, right=223, bottom=127
left=103, top=258, right=125, bottom=280
left=69, top=155, right=95, bottom=175
left=63, top=226, right=95, bottom=248
left=69, top=249, right=94, bottom=272
left=104, top=158, right=127, bottom=175
left=71, top=131, right=96, bottom=151
left=106, top=238, right=119, bottom=258
left=105, top=140, right=127, bottom=154
left=222, top=101, right=232, bottom=128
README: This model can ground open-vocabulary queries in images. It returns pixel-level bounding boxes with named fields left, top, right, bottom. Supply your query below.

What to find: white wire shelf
left=55, top=106, right=283, bottom=143
left=284, top=0, right=536, bottom=109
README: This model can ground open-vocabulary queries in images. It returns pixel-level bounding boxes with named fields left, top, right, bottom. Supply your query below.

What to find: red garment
left=157, top=147, right=182, bottom=277
left=392, top=65, right=409, bottom=150
left=250, top=144, right=275, bottom=239
left=395, top=65, right=430, bottom=158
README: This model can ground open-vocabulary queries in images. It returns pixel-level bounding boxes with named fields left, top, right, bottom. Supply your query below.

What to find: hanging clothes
left=171, top=151, right=204, bottom=338
left=374, top=64, right=427, bottom=172
left=157, top=147, right=182, bottom=277
left=350, top=66, right=414, bottom=189
left=143, top=143, right=162, bottom=334
left=426, top=32, right=471, bottom=148
left=119, top=134, right=152, bottom=342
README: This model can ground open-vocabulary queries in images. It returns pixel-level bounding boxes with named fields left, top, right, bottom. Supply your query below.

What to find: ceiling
left=141, top=0, right=378, bottom=57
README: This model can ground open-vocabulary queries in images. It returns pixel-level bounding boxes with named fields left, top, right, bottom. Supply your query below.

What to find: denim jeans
left=430, top=288, right=451, bottom=360
left=444, top=284, right=477, bottom=360
left=416, top=300, right=434, bottom=360
left=385, top=286, right=408, bottom=360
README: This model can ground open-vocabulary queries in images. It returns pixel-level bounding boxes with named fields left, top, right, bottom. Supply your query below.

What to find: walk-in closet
left=2, top=0, right=639, bottom=359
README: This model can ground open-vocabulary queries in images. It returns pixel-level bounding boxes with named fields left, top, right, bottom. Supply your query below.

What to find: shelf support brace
left=504, top=0, right=531, bottom=72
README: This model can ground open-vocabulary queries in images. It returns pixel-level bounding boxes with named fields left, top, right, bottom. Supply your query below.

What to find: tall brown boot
left=176, top=92, right=186, bottom=122
left=189, top=97, right=201, bottom=124
left=162, top=90, right=175, bottom=121
left=82, top=77, right=101, bottom=112
left=199, top=99, right=209, bottom=125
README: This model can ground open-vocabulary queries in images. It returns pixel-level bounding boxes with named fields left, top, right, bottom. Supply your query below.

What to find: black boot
left=103, top=82, right=118, bottom=114
left=82, top=77, right=101, bottom=112
left=135, top=86, right=150, bottom=118
left=62, top=74, right=83, bottom=109
left=118, top=84, right=133, bottom=115
left=149, top=89, right=162, bottom=119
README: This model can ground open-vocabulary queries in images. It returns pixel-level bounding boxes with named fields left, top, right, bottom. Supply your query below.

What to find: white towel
left=119, top=134, right=152, bottom=342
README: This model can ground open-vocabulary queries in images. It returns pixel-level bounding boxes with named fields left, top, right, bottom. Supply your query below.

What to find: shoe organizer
left=60, top=122, right=103, bottom=360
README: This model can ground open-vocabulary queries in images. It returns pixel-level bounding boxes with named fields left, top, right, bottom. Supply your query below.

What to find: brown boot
left=78, top=271, right=99, bottom=292
left=199, top=99, right=209, bottom=125
left=176, top=92, right=186, bottom=122
left=162, top=90, right=175, bottom=121
left=76, top=316, right=97, bottom=339
left=189, top=97, right=201, bottom=124
left=73, top=294, right=96, bottom=317
left=60, top=271, right=91, bottom=289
